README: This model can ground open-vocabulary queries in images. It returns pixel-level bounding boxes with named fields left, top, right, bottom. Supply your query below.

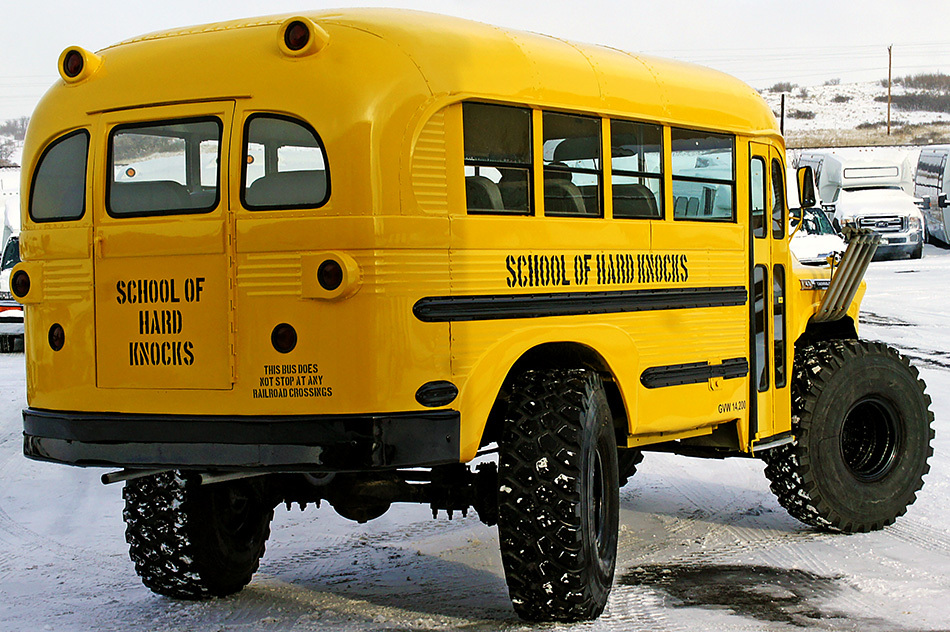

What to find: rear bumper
left=23, top=407, right=461, bottom=471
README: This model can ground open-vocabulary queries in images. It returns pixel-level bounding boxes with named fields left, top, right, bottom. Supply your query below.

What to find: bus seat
left=613, top=183, right=658, bottom=218
left=246, top=170, right=327, bottom=207
left=686, top=197, right=700, bottom=216
left=110, top=180, right=189, bottom=213
left=544, top=170, right=587, bottom=215
left=674, top=196, right=687, bottom=215
left=466, top=175, right=504, bottom=211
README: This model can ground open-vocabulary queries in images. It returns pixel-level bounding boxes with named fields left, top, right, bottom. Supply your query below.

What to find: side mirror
left=797, top=166, right=817, bottom=208
left=940, top=194, right=948, bottom=208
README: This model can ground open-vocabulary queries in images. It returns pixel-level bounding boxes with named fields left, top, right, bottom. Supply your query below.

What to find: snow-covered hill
left=761, top=81, right=950, bottom=147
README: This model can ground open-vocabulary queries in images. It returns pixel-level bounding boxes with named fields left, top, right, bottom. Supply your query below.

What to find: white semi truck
left=798, top=149, right=923, bottom=259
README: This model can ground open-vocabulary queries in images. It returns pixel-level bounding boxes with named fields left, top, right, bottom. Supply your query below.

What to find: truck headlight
left=909, top=216, right=922, bottom=231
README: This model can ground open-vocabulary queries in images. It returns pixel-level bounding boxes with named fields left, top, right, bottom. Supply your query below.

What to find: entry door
left=94, top=101, right=236, bottom=390
left=748, top=142, right=791, bottom=440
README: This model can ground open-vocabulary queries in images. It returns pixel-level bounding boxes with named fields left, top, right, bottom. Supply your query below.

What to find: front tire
left=497, top=368, right=619, bottom=622
left=123, top=471, right=274, bottom=598
left=763, top=340, right=933, bottom=532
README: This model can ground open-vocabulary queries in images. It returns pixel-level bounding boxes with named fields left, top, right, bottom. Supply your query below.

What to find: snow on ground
left=2, top=249, right=950, bottom=631
left=761, top=81, right=950, bottom=134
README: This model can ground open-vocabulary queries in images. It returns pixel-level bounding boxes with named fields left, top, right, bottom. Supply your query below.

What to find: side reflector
left=277, top=17, right=330, bottom=58
left=416, top=381, right=459, bottom=407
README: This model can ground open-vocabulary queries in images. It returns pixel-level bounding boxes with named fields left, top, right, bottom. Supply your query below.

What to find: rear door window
left=108, top=118, right=221, bottom=216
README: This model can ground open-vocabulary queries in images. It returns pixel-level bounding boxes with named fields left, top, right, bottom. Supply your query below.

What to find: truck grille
left=858, top=215, right=905, bottom=233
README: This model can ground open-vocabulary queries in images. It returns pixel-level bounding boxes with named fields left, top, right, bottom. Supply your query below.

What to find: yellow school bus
left=15, top=10, right=933, bottom=621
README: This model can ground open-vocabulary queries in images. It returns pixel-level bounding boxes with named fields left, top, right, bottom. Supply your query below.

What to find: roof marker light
left=277, top=17, right=330, bottom=58
left=57, top=47, right=103, bottom=84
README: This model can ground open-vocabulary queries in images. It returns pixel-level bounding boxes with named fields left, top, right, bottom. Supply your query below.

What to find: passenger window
left=671, top=129, right=735, bottom=221
left=771, top=158, right=786, bottom=239
left=30, top=130, right=88, bottom=222
left=463, top=103, right=533, bottom=215
left=611, top=120, right=663, bottom=219
left=242, top=115, right=329, bottom=210
left=543, top=112, right=602, bottom=217
left=109, top=118, right=221, bottom=216
left=751, top=157, right=766, bottom=238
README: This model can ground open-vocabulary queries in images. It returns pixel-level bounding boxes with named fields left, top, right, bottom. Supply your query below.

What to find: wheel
left=497, top=368, right=619, bottom=621
left=123, top=471, right=273, bottom=598
left=763, top=340, right=933, bottom=533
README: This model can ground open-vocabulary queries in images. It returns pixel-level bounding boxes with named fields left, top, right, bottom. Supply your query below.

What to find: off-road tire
left=123, top=471, right=273, bottom=598
left=497, top=368, right=619, bottom=622
left=763, top=340, right=933, bottom=532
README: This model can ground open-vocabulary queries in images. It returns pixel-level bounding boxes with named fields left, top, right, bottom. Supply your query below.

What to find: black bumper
left=23, top=407, right=461, bottom=471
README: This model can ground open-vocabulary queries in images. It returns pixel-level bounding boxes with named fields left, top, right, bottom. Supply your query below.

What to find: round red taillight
left=271, top=323, right=297, bottom=354
left=317, top=259, right=343, bottom=291
left=63, top=50, right=84, bottom=78
left=284, top=21, right=310, bottom=51
left=11, top=270, right=30, bottom=298
left=49, top=324, right=65, bottom=351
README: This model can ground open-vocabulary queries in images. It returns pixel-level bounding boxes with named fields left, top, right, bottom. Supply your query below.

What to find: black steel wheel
left=763, top=340, right=933, bottom=532
left=123, top=471, right=273, bottom=598
left=497, top=368, right=619, bottom=621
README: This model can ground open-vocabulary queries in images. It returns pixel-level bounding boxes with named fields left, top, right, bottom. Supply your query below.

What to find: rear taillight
left=48, top=324, right=65, bottom=351
left=271, top=323, right=297, bottom=354
left=11, top=270, right=30, bottom=298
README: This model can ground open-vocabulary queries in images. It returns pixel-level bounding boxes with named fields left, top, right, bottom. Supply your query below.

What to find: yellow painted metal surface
left=18, top=9, right=843, bottom=465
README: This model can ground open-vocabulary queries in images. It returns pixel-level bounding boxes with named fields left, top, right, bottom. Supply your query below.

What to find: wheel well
left=796, top=316, right=857, bottom=349
left=480, top=343, right=629, bottom=448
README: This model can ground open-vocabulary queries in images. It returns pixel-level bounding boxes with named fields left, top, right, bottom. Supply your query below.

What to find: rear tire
left=123, top=471, right=273, bottom=598
left=497, top=368, right=619, bottom=621
left=763, top=340, right=933, bottom=532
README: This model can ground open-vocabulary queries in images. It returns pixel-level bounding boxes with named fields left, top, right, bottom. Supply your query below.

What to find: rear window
left=242, top=114, right=329, bottom=210
left=108, top=118, right=221, bottom=217
left=30, top=130, right=89, bottom=222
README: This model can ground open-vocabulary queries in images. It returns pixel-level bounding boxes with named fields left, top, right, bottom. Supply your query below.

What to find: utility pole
left=887, top=44, right=893, bottom=136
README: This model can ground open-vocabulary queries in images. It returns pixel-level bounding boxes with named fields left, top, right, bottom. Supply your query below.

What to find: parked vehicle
left=914, top=146, right=950, bottom=245
left=798, top=150, right=923, bottom=259
left=790, top=206, right=846, bottom=265
left=0, top=197, right=22, bottom=351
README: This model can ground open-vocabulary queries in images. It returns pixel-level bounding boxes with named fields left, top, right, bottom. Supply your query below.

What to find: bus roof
left=93, top=9, right=778, bottom=138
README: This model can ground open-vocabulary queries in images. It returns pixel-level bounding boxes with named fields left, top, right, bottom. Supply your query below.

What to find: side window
left=771, top=158, right=786, bottom=239
left=30, top=130, right=89, bottom=222
left=543, top=112, right=602, bottom=217
left=671, top=129, right=735, bottom=221
left=109, top=118, right=221, bottom=216
left=750, top=157, right=766, bottom=238
left=242, top=114, right=329, bottom=210
left=463, top=103, right=532, bottom=215
left=753, top=264, right=769, bottom=392
left=773, top=264, right=787, bottom=389
left=611, top=120, right=663, bottom=219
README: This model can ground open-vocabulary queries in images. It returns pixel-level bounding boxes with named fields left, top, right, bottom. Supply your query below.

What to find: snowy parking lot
left=2, top=248, right=949, bottom=632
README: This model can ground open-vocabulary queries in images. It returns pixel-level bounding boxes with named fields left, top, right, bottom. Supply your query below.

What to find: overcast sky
left=1, top=0, right=949, bottom=121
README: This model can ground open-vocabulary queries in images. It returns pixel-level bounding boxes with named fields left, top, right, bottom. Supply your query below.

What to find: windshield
left=1, top=237, right=19, bottom=270
left=792, top=207, right=836, bottom=236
